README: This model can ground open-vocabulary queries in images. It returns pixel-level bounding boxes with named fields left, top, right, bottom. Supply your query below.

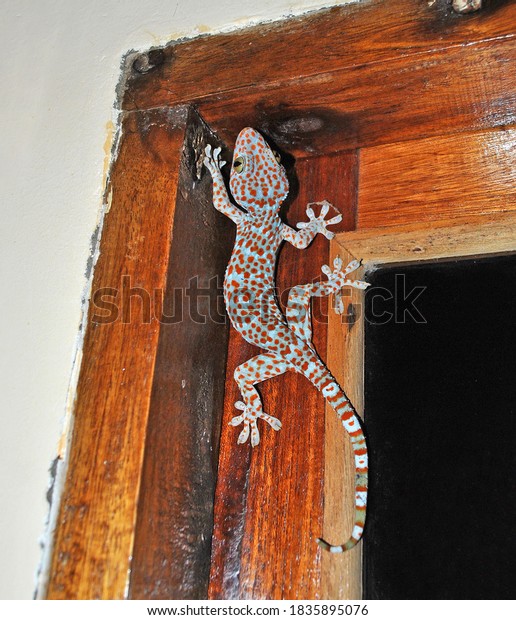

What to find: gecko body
left=204, top=128, right=369, bottom=552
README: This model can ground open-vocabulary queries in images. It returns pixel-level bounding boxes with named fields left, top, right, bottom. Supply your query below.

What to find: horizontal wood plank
left=357, top=128, right=516, bottom=228
left=198, top=38, right=516, bottom=156
left=334, top=211, right=516, bottom=267
left=46, top=108, right=188, bottom=599
left=122, top=0, right=516, bottom=112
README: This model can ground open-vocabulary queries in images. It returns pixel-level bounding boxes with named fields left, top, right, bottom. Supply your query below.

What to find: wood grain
left=322, top=245, right=366, bottom=600
left=324, top=212, right=516, bottom=600
left=46, top=108, right=189, bottom=599
left=358, top=129, right=516, bottom=229
left=128, top=115, right=234, bottom=599
left=335, top=211, right=516, bottom=268
left=209, top=153, right=358, bottom=600
left=47, top=0, right=516, bottom=601
left=198, top=37, right=516, bottom=157
left=123, top=0, right=516, bottom=112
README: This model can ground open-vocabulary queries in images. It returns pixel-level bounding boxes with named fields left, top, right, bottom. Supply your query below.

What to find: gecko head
left=229, top=127, right=289, bottom=214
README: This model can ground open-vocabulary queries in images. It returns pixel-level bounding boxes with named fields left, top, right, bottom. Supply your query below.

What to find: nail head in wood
left=452, top=0, right=482, bottom=13
left=132, top=49, right=165, bottom=74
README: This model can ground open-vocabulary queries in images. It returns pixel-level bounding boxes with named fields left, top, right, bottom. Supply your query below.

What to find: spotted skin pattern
left=204, top=128, right=369, bottom=553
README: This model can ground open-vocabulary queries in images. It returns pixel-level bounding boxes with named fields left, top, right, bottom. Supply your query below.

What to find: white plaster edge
left=126, top=0, right=365, bottom=55
left=34, top=107, right=124, bottom=600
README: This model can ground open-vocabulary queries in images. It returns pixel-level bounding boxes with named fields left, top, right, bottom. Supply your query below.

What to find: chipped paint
left=35, top=113, right=125, bottom=599
left=102, top=120, right=116, bottom=192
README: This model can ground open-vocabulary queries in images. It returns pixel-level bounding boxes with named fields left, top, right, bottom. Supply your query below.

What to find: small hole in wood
left=132, top=49, right=165, bottom=74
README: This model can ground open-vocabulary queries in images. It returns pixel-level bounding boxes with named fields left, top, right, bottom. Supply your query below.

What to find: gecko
left=204, top=127, right=369, bottom=552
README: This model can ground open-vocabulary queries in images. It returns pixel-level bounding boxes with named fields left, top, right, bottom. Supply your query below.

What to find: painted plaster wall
left=0, top=0, right=356, bottom=599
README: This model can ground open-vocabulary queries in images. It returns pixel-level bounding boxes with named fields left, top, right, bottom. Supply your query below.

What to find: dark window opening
left=363, top=254, right=516, bottom=599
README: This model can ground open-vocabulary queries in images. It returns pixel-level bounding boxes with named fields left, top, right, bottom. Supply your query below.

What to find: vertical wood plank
left=46, top=107, right=189, bottom=599
left=209, top=151, right=357, bottom=599
left=128, top=115, right=234, bottom=599
left=322, top=244, right=365, bottom=600
left=208, top=332, right=260, bottom=600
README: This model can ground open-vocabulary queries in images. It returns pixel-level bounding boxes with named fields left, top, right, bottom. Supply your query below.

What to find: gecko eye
left=272, top=150, right=281, bottom=164
left=233, top=156, right=246, bottom=173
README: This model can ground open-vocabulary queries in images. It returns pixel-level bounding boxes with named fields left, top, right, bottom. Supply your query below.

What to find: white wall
left=0, top=0, right=355, bottom=599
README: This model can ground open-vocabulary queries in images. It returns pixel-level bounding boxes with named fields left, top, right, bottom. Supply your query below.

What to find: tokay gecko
left=204, top=127, right=369, bottom=552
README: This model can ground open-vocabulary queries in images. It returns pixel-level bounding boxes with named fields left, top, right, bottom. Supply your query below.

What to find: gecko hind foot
left=321, top=256, right=370, bottom=315
left=230, top=401, right=282, bottom=447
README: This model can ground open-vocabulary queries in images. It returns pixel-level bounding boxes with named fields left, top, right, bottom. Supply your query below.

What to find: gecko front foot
left=296, top=200, right=343, bottom=240
left=204, top=144, right=226, bottom=176
left=321, top=256, right=370, bottom=315
left=230, top=401, right=282, bottom=447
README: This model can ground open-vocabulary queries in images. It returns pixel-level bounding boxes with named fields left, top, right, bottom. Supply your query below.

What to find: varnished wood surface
left=209, top=153, right=357, bottom=599
left=326, top=213, right=516, bottom=599
left=358, top=128, right=516, bottom=228
left=128, top=115, right=234, bottom=599
left=322, top=245, right=366, bottom=600
left=335, top=211, right=516, bottom=267
left=199, top=37, right=516, bottom=157
left=48, top=0, right=516, bottom=601
left=123, top=0, right=516, bottom=112
left=46, top=108, right=188, bottom=599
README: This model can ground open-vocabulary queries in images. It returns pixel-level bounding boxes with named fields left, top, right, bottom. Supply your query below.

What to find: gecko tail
left=316, top=538, right=355, bottom=553
left=293, top=348, right=368, bottom=553
left=315, top=467, right=367, bottom=554
left=319, top=383, right=368, bottom=553
left=316, top=522, right=364, bottom=553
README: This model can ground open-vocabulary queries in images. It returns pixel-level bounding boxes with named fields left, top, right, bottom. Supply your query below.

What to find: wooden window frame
left=327, top=211, right=516, bottom=597
left=42, top=0, right=516, bottom=600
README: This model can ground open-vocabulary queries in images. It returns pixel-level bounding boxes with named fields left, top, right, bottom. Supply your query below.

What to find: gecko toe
left=229, top=414, right=245, bottom=426
left=250, top=422, right=260, bottom=447
left=260, top=412, right=282, bottom=431
left=238, top=422, right=251, bottom=444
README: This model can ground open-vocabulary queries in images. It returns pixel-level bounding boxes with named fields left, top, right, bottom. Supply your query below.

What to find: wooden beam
left=122, top=0, right=516, bottom=112
left=358, top=128, right=516, bottom=229
left=46, top=108, right=234, bottom=599
left=322, top=244, right=366, bottom=600
left=334, top=211, right=516, bottom=268
left=128, top=114, right=234, bottom=599
left=209, top=153, right=358, bottom=599
left=198, top=37, right=516, bottom=156
left=46, top=107, right=189, bottom=599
